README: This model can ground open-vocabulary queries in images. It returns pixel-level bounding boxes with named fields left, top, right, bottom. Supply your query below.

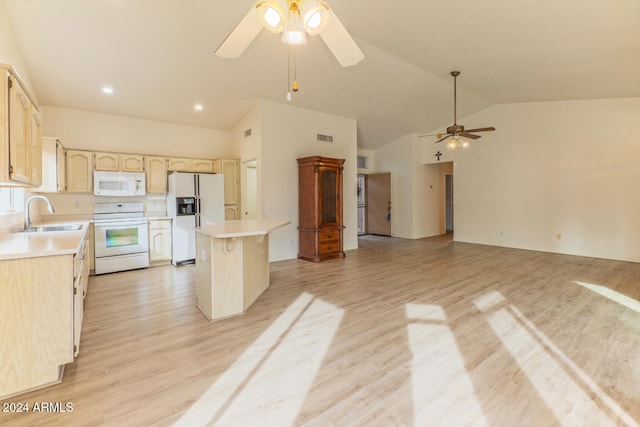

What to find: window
left=0, top=188, right=25, bottom=214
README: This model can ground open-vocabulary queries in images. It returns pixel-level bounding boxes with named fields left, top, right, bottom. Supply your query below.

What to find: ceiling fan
left=215, top=0, right=364, bottom=67
left=421, top=71, right=495, bottom=149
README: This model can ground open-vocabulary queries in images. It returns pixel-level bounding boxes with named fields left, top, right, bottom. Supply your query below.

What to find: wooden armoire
left=297, top=156, right=345, bottom=263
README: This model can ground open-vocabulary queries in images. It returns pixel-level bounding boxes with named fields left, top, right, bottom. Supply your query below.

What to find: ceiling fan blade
left=319, top=7, right=364, bottom=67
left=215, top=3, right=264, bottom=59
left=463, top=127, right=495, bottom=133
left=418, top=133, right=440, bottom=138
left=435, top=134, right=452, bottom=144
left=460, top=133, right=481, bottom=139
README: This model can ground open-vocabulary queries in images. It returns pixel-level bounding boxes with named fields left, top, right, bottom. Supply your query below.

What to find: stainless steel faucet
left=25, top=195, right=55, bottom=230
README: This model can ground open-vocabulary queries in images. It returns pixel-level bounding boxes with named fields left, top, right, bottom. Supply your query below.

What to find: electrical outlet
left=556, top=233, right=561, bottom=240
left=74, top=201, right=80, bottom=209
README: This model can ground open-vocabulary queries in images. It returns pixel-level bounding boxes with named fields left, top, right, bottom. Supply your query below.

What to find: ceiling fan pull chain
left=293, top=45, right=299, bottom=92
left=287, top=44, right=292, bottom=101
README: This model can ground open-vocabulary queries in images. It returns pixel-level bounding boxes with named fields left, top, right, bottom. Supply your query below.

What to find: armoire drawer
left=319, top=230, right=339, bottom=242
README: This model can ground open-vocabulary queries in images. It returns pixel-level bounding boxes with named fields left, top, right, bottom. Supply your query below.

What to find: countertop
left=0, top=221, right=91, bottom=261
left=195, top=219, right=291, bottom=238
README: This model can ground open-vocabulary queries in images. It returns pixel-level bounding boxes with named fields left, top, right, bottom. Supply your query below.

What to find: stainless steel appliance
left=93, top=171, right=146, bottom=197
left=93, top=202, right=149, bottom=274
left=167, top=172, right=224, bottom=265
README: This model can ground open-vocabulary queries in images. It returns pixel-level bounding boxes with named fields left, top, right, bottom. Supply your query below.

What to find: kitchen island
left=194, top=219, right=290, bottom=322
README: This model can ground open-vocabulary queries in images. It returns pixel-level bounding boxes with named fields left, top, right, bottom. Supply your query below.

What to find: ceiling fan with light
left=421, top=71, right=495, bottom=150
left=215, top=0, right=364, bottom=67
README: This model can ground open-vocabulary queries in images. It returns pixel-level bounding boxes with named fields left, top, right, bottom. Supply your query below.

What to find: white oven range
left=93, top=202, right=149, bottom=275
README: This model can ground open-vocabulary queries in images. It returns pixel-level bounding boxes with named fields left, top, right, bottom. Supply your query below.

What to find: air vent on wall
left=244, top=128, right=252, bottom=137
left=317, top=133, right=333, bottom=143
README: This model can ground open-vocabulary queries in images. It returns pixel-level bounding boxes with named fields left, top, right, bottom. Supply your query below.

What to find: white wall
left=0, top=0, right=34, bottom=230
left=448, top=98, right=640, bottom=262
left=0, top=0, right=36, bottom=98
left=259, top=100, right=358, bottom=261
left=374, top=134, right=413, bottom=238
left=41, top=106, right=235, bottom=158
left=373, top=134, right=452, bottom=239
left=233, top=103, right=262, bottom=221
left=414, top=161, right=452, bottom=238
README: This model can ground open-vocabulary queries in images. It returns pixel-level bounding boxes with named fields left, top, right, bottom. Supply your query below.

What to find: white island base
left=195, top=219, right=290, bottom=322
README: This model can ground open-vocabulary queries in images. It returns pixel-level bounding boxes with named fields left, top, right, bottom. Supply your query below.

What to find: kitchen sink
left=23, top=224, right=84, bottom=233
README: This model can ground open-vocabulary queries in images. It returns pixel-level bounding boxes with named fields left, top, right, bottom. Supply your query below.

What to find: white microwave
left=93, top=171, right=146, bottom=197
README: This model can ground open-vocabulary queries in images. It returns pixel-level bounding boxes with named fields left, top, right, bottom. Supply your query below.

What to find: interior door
left=366, top=173, right=391, bottom=236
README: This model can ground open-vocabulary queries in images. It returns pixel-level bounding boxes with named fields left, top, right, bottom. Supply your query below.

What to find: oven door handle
left=95, top=220, right=148, bottom=228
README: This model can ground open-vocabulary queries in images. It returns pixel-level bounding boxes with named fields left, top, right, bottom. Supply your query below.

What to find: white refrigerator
left=168, top=172, right=224, bottom=265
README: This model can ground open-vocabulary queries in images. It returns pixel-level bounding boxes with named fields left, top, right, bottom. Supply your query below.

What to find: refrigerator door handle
left=195, top=213, right=200, bottom=227
left=194, top=174, right=199, bottom=197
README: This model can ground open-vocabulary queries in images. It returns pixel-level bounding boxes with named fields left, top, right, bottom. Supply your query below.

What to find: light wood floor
left=2, top=235, right=639, bottom=426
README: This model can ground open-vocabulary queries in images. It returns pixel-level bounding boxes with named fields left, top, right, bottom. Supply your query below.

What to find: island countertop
left=195, top=219, right=291, bottom=239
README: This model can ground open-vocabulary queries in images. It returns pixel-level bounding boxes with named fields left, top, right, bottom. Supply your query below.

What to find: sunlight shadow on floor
left=575, top=281, right=640, bottom=315
left=406, top=303, right=488, bottom=426
left=174, top=292, right=344, bottom=427
left=474, top=290, right=638, bottom=427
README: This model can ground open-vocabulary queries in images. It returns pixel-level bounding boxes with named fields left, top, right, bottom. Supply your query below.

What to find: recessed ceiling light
left=194, top=104, right=203, bottom=111
left=101, top=86, right=114, bottom=94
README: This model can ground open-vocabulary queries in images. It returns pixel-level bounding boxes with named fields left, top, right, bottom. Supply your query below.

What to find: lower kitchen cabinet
left=149, top=219, right=172, bottom=265
left=0, top=229, right=89, bottom=399
left=224, top=204, right=239, bottom=220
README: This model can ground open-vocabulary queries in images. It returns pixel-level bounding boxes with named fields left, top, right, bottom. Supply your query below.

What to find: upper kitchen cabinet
left=167, top=157, right=191, bottom=172
left=0, top=64, right=42, bottom=187
left=94, top=152, right=144, bottom=172
left=38, top=137, right=66, bottom=193
left=168, top=157, right=213, bottom=173
left=192, top=159, right=213, bottom=173
left=66, top=149, right=93, bottom=193
left=144, top=156, right=167, bottom=193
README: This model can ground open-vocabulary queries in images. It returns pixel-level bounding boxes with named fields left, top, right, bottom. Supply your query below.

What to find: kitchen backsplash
left=36, top=193, right=167, bottom=218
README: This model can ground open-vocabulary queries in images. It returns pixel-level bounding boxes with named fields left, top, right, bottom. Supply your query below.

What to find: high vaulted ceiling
left=4, top=0, right=640, bottom=149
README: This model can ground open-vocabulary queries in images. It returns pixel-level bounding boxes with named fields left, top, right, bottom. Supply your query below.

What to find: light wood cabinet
left=0, top=226, right=89, bottom=399
left=120, top=154, right=144, bottom=172
left=73, top=238, right=89, bottom=356
left=57, top=140, right=66, bottom=192
left=0, top=65, right=42, bottom=187
left=214, top=158, right=241, bottom=219
left=144, top=156, right=167, bottom=193
left=168, top=157, right=214, bottom=173
left=28, top=105, right=43, bottom=186
left=94, top=152, right=119, bottom=171
left=38, top=137, right=65, bottom=192
left=167, top=157, right=192, bottom=172
left=94, top=152, right=144, bottom=172
left=149, top=219, right=172, bottom=265
left=225, top=205, right=239, bottom=220
left=7, top=74, right=30, bottom=183
left=192, top=159, right=213, bottom=173
left=297, top=156, right=345, bottom=263
left=66, top=149, right=93, bottom=193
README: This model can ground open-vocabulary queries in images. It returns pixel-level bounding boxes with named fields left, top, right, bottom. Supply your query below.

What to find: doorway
left=357, top=174, right=366, bottom=235
left=366, top=173, right=391, bottom=236
left=242, top=159, right=258, bottom=219
left=445, top=174, right=453, bottom=233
